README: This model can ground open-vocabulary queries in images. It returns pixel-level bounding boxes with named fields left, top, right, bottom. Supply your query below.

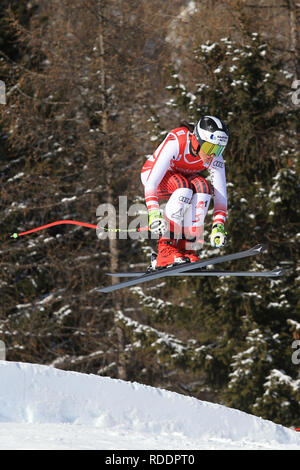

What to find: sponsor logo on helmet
left=213, top=132, right=228, bottom=145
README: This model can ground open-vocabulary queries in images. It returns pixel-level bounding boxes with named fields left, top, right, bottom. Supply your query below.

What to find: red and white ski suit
left=141, top=126, right=227, bottom=237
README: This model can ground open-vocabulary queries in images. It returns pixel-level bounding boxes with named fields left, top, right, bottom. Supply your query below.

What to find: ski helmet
left=190, top=115, right=229, bottom=157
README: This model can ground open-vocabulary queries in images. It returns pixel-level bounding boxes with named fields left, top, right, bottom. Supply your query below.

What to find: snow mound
left=0, top=361, right=299, bottom=450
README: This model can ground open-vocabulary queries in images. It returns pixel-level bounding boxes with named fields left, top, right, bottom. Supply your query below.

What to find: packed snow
left=0, top=360, right=299, bottom=450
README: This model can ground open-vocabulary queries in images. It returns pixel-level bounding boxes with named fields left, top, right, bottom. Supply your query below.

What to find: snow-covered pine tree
left=253, top=369, right=300, bottom=427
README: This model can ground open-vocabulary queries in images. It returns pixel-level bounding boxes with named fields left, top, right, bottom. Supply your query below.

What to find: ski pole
left=10, top=220, right=204, bottom=243
left=10, top=220, right=149, bottom=239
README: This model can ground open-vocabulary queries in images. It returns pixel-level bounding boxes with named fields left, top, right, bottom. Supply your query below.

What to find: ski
left=106, top=268, right=285, bottom=278
left=98, top=244, right=268, bottom=293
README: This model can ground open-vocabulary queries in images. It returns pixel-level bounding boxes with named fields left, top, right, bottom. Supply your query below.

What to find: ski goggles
left=191, top=134, right=225, bottom=157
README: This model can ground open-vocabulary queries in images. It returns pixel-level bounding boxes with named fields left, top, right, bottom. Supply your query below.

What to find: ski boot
left=177, top=238, right=200, bottom=263
left=156, top=238, right=190, bottom=269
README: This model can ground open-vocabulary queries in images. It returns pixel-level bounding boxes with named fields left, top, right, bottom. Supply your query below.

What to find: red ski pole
left=11, top=220, right=149, bottom=239
left=11, top=220, right=204, bottom=243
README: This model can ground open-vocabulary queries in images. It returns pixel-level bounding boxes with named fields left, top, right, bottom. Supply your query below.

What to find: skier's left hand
left=210, top=224, right=227, bottom=248
left=148, top=209, right=168, bottom=236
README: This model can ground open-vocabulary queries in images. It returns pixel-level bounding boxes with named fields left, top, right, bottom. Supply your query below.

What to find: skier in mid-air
left=99, top=116, right=282, bottom=293
left=141, top=116, right=229, bottom=269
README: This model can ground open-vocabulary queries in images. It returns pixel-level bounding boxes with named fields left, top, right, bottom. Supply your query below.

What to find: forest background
left=0, top=0, right=299, bottom=428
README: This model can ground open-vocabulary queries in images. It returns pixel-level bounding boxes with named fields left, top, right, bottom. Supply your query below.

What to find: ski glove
left=148, top=209, right=168, bottom=236
left=210, top=224, right=227, bottom=248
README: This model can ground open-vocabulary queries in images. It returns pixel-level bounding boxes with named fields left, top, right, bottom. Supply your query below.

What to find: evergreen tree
left=253, top=369, right=300, bottom=427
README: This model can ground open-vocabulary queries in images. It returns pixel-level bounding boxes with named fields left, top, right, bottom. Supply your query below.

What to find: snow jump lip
left=1, top=361, right=300, bottom=450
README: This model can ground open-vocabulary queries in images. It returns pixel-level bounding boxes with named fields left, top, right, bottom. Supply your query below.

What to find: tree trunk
left=287, top=0, right=300, bottom=78
left=98, top=3, right=127, bottom=381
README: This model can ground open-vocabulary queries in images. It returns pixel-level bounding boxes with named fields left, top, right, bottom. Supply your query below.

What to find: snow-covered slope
left=0, top=361, right=299, bottom=450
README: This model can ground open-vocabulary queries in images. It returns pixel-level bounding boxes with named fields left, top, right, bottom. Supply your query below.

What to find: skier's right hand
left=210, top=223, right=227, bottom=248
left=148, top=209, right=168, bottom=236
